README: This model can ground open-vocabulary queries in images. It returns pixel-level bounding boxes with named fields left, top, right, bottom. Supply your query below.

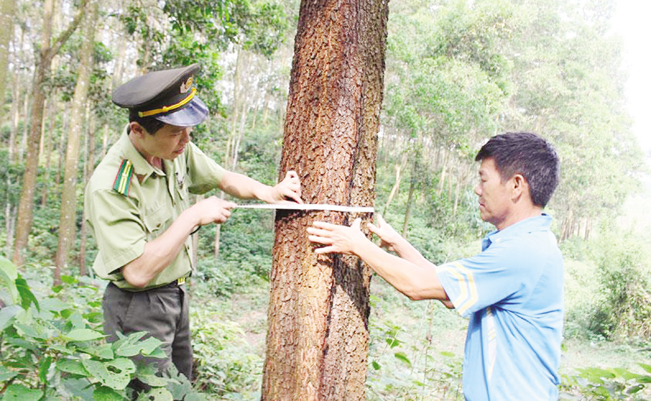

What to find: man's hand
left=268, top=170, right=303, bottom=204
left=307, top=218, right=368, bottom=255
left=368, top=214, right=402, bottom=252
left=187, top=196, right=236, bottom=226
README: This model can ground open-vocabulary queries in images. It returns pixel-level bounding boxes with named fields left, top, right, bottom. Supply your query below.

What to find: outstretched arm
left=218, top=170, right=303, bottom=204
left=307, top=218, right=449, bottom=301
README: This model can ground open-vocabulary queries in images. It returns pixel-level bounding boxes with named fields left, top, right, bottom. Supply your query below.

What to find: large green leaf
left=136, top=372, right=169, bottom=388
left=82, top=358, right=136, bottom=390
left=15, top=277, right=39, bottom=311
left=1, top=384, right=43, bottom=400
left=62, top=378, right=94, bottom=400
left=137, top=387, right=173, bottom=401
left=38, top=356, right=52, bottom=384
left=63, top=329, right=105, bottom=342
left=0, top=365, right=19, bottom=383
left=39, top=298, right=71, bottom=313
left=80, top=343, right=115, bottom=360
left=0, top=305, right=23, bottom=331
left=115, top=335, right=165, bottom=358
left=92, top=386, right=125, bottom=401
left=0, top=256, right=19, bottom=303
left=57, top=359, right=89, bottom=376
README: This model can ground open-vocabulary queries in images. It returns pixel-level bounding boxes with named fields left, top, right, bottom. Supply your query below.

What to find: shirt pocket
left=143, top=202, right=170, bottom=236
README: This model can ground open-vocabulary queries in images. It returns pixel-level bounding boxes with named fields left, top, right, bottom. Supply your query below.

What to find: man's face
left=474, top=158, right=513, bottom=229
left=138, top=123, right=192, bottom=161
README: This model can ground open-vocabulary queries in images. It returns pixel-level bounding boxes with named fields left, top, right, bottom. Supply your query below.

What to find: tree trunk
left=12, top=0, right=88, bottom=266
left=54, top=0, right=97, bottom=281
left=382, top=162, right=402, bottom=216
left=262, top=0, right=389, bottom=399
left=8, top=66, right=20, bottom=163
left=0, top=0, right=14, bottom=113
left=40, top=97, right=57, bottom=207
left=402, top=178, right=416, bottom=236
left=79, top=106, right=96, bottom=276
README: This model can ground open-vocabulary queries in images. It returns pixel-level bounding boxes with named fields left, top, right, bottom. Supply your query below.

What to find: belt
left=163, top=276, right=186, bottom=288
left=110, top=276, right=187, bottom=292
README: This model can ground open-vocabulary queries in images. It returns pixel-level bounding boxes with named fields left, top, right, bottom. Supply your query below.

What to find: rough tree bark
left=12, top=0, right=89, bottom=266
left=262, top=0, right=389, bottom=399
left=54, top=0, right=98, bottom=282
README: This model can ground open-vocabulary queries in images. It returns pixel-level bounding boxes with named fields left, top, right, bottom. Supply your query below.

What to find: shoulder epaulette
left=113, top=159, right=134, bottom=197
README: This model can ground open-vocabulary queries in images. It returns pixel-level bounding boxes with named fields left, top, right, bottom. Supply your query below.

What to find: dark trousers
left=102, top=282, right=193, bottom=380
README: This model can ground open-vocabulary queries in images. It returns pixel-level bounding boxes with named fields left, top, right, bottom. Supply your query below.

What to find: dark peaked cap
left=112, top=63, right=208, bottom=127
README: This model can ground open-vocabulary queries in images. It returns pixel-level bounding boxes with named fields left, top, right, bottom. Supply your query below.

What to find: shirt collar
left=482, top=214, right=553, bottom=251
left=117, top=125, right=165, bottom=183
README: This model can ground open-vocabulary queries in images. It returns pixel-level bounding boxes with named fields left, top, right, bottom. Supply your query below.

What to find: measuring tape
left=236, top=203, right=375, bottom=213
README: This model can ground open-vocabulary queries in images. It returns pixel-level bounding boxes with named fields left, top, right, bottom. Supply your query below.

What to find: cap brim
left=154, top=97, right=208, bottom=127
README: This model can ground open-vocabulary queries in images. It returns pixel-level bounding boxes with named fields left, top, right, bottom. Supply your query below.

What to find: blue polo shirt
left=436, top=214, right=564, bottom=401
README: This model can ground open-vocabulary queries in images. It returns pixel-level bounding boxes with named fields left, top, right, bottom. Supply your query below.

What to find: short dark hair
left=475, top=132, right=560, bottom=207
left=128, top=109, right=165, bottom=135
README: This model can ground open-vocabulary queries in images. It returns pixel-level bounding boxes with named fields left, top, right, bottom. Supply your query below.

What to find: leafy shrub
left=561, top=364, right=651, bottom=400
left=0, top=257, right=200, bottom=400
left=591, top=232, right=651, bottom=342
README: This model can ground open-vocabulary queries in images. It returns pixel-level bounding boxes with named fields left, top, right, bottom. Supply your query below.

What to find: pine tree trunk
left=54, top=0, right=97, bottom=280
left=262, top=0, right=389, bottom=398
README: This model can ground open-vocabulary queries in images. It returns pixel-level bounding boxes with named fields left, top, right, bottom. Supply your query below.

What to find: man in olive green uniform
left=84, top=64, right=302, bottom=382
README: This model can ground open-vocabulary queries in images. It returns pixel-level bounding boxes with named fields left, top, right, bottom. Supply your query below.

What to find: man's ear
left=510, top=174, right=527, bottom=202
left=129, top=121, right=145, bottom=137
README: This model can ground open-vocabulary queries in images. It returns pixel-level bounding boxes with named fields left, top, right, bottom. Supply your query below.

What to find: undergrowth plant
left=0, top=257, right=202, bottom=400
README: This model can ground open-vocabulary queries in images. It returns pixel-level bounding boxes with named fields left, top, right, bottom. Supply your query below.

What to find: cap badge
left=180, top=76, right=194, bottom=94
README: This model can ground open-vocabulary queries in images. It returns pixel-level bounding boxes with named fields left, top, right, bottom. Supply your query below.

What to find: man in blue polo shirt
left=307, top=132, right=563, bottom=400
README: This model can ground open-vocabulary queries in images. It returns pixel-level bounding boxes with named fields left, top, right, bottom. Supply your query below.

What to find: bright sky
left=611, top=0, right=651, bottom=155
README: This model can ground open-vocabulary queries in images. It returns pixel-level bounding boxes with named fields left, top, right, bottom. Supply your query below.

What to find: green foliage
left=191, top=305, right=263, bottom=398
left=0, top=258, right=201, bottom=400
left=561, top=225, right=651, bottom=343
left=366, top=281, right=465, bottom=400
left=561, top=364, right=651, bottom=400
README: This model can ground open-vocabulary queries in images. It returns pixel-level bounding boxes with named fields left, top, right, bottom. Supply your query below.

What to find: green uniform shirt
left=84, top=126, right=225, bottom=290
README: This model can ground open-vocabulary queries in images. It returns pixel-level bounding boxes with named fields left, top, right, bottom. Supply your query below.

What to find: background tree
left=0, top=0, right=14, bottom=113
left=262, top=0, right=389, bottom=398
left=12, top=0, right=88, bottom=266
left=54, top=0, right=99, bottom=283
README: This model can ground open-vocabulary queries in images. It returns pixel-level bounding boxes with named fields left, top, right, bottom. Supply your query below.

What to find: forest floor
left=205, top=278, right=651, bottom=400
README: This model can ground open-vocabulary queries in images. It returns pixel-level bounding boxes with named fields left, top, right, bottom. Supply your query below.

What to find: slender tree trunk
left=56, top=109, right=69, bottom=185
left=403, top=178, right=416, bottom=236
left=18, top=83, right=28, bottom=164
left=54, top=0, right=97, bottom=281
left=382, top=163, right=402, bottom=216
left=8, top=67, right=19, bottom=163
left=40, top=98, right=57, bottom=207
left=0, top=0, right=14, bottom=113
left=263, top=0, right=389, bottom=398
left=12, top=0, right=88, bottom=265
left=79, top=106, right=96, bottom=276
